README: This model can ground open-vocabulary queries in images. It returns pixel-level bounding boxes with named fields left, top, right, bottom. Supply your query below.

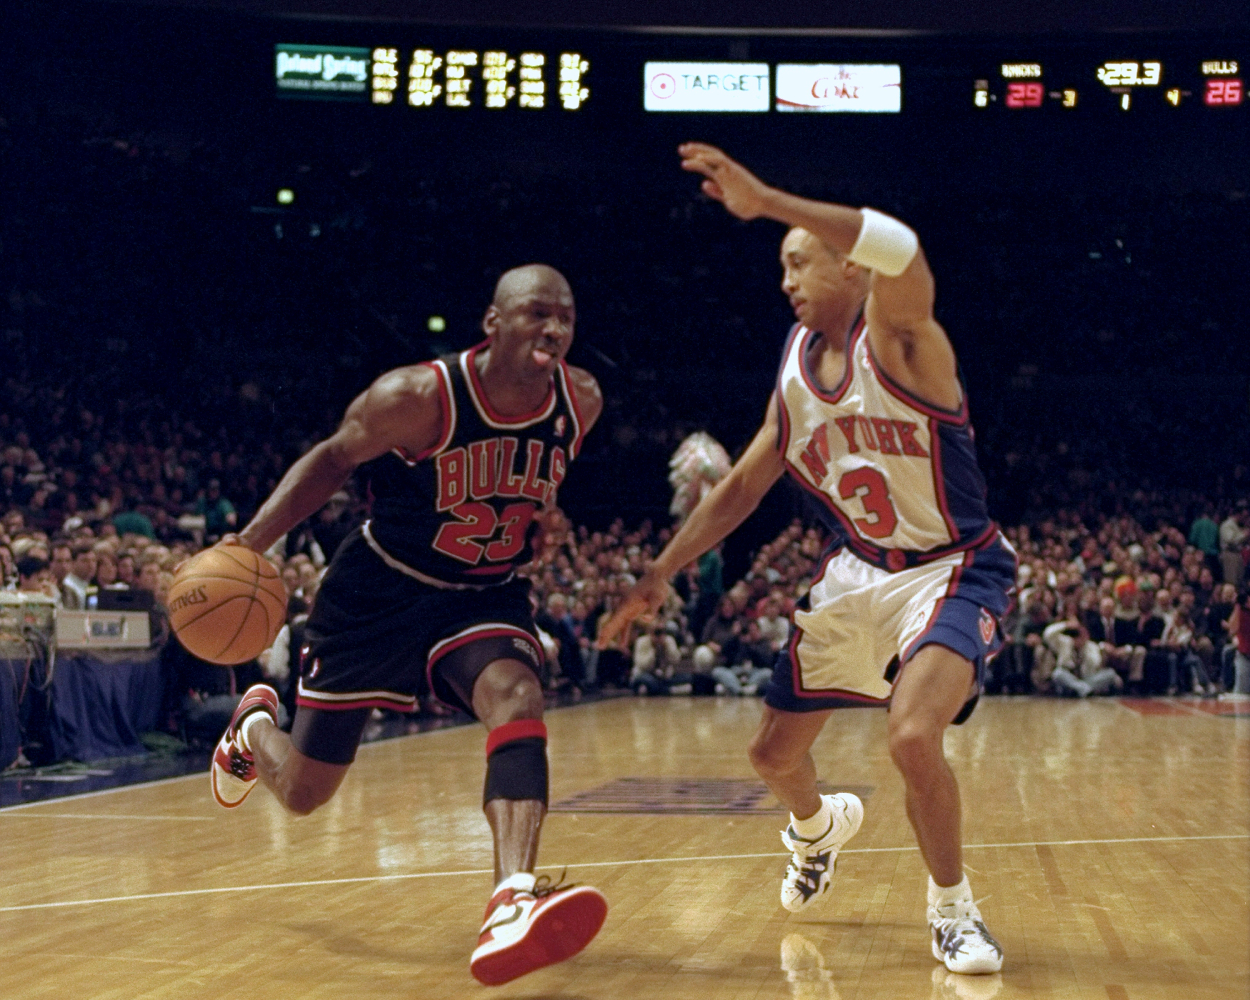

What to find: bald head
left=492, top=264, right=571, bottom=309
left=482, top=263, right=576, bottom=376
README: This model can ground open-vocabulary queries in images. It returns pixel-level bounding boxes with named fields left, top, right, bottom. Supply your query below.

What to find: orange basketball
left=168, top=545, right=287, bottom=665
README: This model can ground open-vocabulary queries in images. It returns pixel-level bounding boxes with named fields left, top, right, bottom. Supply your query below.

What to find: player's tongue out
left=532, top=345, right=555, bottom=366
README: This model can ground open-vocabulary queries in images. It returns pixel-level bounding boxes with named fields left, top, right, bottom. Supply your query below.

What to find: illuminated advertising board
left=775, top=64, right=902, bottom=112
left=643, top=62, right=770, bottom=111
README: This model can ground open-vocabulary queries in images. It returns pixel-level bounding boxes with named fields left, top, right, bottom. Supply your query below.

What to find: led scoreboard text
left=973, top=55, right=1244, bottom=113
left=273, top=43, right=1242, bottom=119
left=276, top=44, right=589, bottom=109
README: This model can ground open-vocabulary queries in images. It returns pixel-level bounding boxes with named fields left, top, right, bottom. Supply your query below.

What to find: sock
left=495, top=871, right=536, bottom=895
left=238, top=711, right=269, bottom=754
left=928, top=873, right=972, bottom=909
left=790, top=797, right=833, bottom=840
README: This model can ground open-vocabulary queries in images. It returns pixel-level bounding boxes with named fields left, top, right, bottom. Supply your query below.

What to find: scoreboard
left=274, top=38, right=1244, bottom=122
left=275, top=44, right=589, bottom=109
left=973, top=57, right=1242, bottom=112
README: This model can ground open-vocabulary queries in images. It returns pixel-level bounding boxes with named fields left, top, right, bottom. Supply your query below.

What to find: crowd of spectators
left=5, top=416, right=1246, bottom=753
left=995, top=503, right=1250, bottom=699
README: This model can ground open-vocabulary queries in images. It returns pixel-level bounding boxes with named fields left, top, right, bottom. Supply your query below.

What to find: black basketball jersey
left=362, top=343, right=588, bottom=587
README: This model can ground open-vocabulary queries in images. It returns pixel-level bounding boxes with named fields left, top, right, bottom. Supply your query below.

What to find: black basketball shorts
left=292, top=528, right=543, bottom=763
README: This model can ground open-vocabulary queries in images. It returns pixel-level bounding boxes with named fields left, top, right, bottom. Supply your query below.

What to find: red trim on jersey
left=775, top=323, right=804, bottom=454
left=296, top=692, right=417, bottom=713
left=864, top=342, right=969, bottom=425
left=559, top=361, right=589, bottom=459
left=425, top=624, right=544, bottom=707
left=928, top=417, right=961, bottom=543
left=485, top=718, right=548, bottom=755
left=796, top=317, right=864, bottom=405
left=463, top=344, right=556, bottom=428
left=409, top=360, right=456, bottom=462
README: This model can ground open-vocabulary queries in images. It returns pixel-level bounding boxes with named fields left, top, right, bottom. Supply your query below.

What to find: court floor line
left=1, top=832, right=1244, bottom=915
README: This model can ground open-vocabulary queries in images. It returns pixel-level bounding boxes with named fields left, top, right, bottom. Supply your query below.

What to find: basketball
left=167, top=545, right=287, bottom=665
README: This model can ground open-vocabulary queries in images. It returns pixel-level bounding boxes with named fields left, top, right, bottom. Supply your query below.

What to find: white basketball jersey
left=776, top=318, right=994, bottom=562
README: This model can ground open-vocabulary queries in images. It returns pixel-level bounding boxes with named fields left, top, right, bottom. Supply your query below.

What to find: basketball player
left=209, top=264, right=608, bottom=986
left=602, top=144, right=1014, bottom=975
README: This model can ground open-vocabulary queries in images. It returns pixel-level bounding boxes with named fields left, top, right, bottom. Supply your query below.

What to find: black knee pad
left=483, top=719, right=548, bottom=806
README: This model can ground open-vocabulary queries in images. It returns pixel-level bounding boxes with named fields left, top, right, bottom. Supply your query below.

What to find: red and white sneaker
left=470, top=872, right=608, bottom=986
left=210, top=684, right=279, bottom=809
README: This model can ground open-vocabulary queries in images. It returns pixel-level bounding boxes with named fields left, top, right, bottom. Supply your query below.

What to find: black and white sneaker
left=929, top=896, right=1004, bottom=974
left=779, top=793, right=864, bottom=913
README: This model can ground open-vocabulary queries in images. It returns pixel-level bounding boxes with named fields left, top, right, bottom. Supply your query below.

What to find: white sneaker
left=779, top=793, right=864, bottom=912
left=470, top=872, right=607, bottom=985
left=929, top=896, right=1003, bottom=974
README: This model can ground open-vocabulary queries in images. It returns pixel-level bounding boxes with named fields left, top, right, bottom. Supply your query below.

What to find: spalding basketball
left=168, top=545, right=287, bottom=665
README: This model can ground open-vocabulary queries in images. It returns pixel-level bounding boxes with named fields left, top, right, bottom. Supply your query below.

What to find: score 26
left=1205, top=79, right=1244, bottom=105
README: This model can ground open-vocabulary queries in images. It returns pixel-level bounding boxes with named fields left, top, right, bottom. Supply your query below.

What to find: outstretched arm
left=598, top=396, right=786, bottom=647
left=236, top=366, right=444, bottom=553
left=679, top=142, right=960, bottom=411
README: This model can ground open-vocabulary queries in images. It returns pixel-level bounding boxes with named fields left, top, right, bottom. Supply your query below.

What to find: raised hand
left=678, top=142, right=773, bottom=220
left=595, top=570, right=671, bottom=649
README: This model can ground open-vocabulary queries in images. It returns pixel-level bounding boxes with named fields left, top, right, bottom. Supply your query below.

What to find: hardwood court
left=2, top=697, right=1247, bottom=1000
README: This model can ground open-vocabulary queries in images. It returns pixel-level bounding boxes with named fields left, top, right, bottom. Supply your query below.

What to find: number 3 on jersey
left=433, top=502, right=536, bottom=565
left=838, top=467, right=898, bottom=539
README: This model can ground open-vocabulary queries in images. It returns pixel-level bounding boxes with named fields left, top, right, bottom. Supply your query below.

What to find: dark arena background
left=1, top=3, right=1248, bottom=999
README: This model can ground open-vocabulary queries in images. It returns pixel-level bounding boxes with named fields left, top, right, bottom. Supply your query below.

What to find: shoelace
left=530, top=870, right=577, bottom=900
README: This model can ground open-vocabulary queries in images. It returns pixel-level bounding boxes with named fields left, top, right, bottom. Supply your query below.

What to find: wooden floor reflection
left=2, top=696, right=1247, bottom=1000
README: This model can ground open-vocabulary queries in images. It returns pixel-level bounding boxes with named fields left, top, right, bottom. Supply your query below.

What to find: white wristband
left=847, top=207, right=919, bottom=277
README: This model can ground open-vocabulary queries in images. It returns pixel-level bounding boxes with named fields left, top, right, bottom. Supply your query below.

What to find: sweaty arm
left=598, top=396, right=785, bottom=645
left=679, top=141, right=961, bottom=411
left=237, top=366, right=444, bottom=553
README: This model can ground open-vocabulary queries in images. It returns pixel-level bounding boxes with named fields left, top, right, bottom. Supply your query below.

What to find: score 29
left=1205, top=78, right=1243, bottom=105
left=1006, top=82, right=1044, bottom=108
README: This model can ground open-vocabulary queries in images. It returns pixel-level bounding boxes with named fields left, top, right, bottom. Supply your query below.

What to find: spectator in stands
left=16, top=555, right=56, bottom=598
left=0, top=542, right=14, bottom=588
left=116, top=551, right=137, bottom=588
left=1134, top=583, right=1168, bottom=693
left=61, top=540, right=98, bottom=609
left=1162, top=609, right=1217, bottom=696
left=1224, top=584, right=1250, bottom=698
left=709, top=620, right=773, bottom=696
left=630, top=620, right=686, bottom=695
left=693, top=595, right=743, bottom=675
left=1040, top=620, right=1121, bottom=697
left=1189, top=504, right=1221, bottom=577
left=48, top=541, right=72, bottom=598
left=594, top=594, right=633, bottom=689
left=135, top=557, right=163, bottom=595
left=1220, top=503, right=1248, bottom=586
left=754, top=594, right=790, bottom=653
left=195, top=478, right=236, bottom=544
left=113, top=503, right=155, bottom=540
left=1087, top=594, right=1141, bottom=688
left=94, top=548, right=125, bottom=589
left=536, top=593, right=584, bottom=691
